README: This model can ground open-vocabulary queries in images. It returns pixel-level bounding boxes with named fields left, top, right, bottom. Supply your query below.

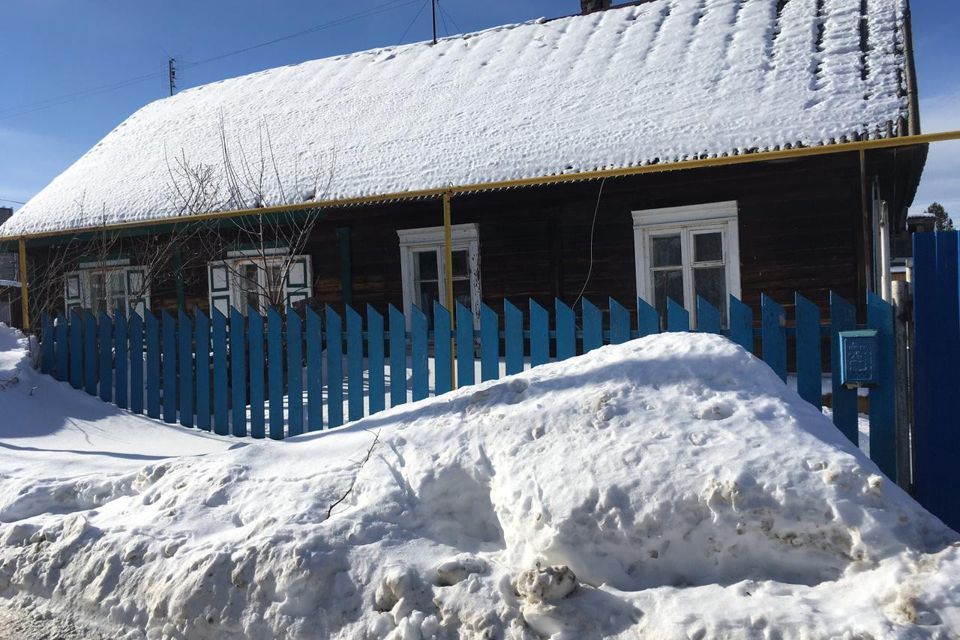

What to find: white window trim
left=397, top=223, right=481, bottom=326
left=208, top=252, right=313, bottom=317
left=65, top=264, right=150, bottom=317
left=632, top=201, right=741, bottom=324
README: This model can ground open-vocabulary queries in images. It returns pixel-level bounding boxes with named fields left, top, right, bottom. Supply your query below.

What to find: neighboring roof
left=2, top=0, right=912, bottom=237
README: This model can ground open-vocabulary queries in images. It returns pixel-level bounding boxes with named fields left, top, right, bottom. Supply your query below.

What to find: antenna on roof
left=168, top=58, right=177, bottom=97
left=431, top=0, right=437, bottom=45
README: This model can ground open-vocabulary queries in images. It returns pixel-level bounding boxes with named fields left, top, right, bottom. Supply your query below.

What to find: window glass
left=109, top=271, right=126, bottom=313
left=653, top=269, right=684, bottom=321
left=89, top=273, right=107, bottom=314
left=452, top=279, right=472, bottom=311
left=451, top=250, right=469, bottom=278
left=651, top=235, right=682, bottom=267
left=415, top=251, right=438, bottom=282
left=694, top=267, right=727, bottom=318
left=694, top=232, right=723, bottom=263
left=242, top=263, right=260, bottom=313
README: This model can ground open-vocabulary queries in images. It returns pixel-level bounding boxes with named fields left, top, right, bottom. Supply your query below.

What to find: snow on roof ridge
left=2, top=0, right=911, bottom=236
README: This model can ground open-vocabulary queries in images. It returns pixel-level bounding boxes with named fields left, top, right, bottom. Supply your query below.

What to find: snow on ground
left=1, top=324, right=959, bottom=639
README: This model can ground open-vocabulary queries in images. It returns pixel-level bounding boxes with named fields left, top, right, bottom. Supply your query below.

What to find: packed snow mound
left=1, top=330, right=959, bottom=639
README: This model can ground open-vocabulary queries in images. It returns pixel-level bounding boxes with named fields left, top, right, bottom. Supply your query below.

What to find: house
left=0, top=0, right=927, bottom=332
left=0, top=207, right=22, bottom=327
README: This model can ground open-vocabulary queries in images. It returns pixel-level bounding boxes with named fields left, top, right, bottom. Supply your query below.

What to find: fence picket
left=480, top=303, right=499, bottom=382
left=130, top=312, right=144, bottom=415
left=99, top=312, right=113, bottom=403
left=761, top=294, right=787, bottom=382
left=389, top=305, right=406, bottom=408
left=146, top=312, right=160, bottom=419
left=696, top=296, right=721, bottom=334
left=41, top=314, right=54, bottom=375
left=368, top=306, right=385, bottom=415
left=346, top=305, right=364, bottom=422
left=582, top=299, right=602, bottom=352
left=212, top=309, right=229, bottom=436
left=729, top=295, right=753, bottom=353
left=161, top=311, right=177, bottom=423
left=555, top=299, right=575, bottom=361
left=795, top=294, right=822, bottom=409
left=608, top=298, right=630, bottom=344
left=288, top=308, right=304, bottom=436
left=56, top=313, right=68, bottom=382
left=411, top=305, right=428, bottom=401
left=666, top=299, right=689, bottom=332
left=829, top=292, right=858, bottom=444
left=434, top=303, right=452, bottom=395
left=326, top=306, right=344, bottom=428
left=267, top=307, right=284, bottom=439
left=637, top=298, right=658, bottom=338
left=248, top=309, right=265, bottom=438
left=867, top=293, right=896, bottom=479
left=306, top=306, right=323, bottom=430
left=456, top=302, right=474, bottom=388
left=530, top=299, right=549, bottom=367
left=505, top=300, right=523, bottom=375
left=178, top=310, right=193, bottom=428
left=115, top=311, right=128, bottom=410
left=195, top=310, right=210, bottom=431
left=230, top=308, right=247, bottom=437
left=84, top=311, right=97, bottom=396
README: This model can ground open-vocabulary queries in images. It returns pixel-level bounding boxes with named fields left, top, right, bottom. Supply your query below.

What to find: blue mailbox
left=838, top=329, right=879, bottom=388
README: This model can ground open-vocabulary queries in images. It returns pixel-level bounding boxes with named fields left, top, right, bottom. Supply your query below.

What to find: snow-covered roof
left=2, top=0, right=912, bottom=236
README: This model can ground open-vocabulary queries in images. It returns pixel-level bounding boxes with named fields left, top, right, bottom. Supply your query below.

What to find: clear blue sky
left=1, top=0, right=958, bottom=217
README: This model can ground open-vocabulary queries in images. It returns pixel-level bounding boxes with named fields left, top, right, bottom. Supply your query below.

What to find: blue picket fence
left=39, top=292, right=897, bottom=476
left=913, top=231, right=960, bottom=531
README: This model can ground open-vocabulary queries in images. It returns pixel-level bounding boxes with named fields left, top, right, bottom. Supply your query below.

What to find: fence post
left=230, top=308, right=247, bottom=437
left=306, top=306, right=324, bottom=430
left=504, top=300, right=523, bottom=375
left=529, top=299, right=549, bottom=367
left=410, top=305, right=428, bottom=401
left=212, top=309, right=228, bottom=436
left=456, top=302, right=475, bottom=387
left=146, top=312, right=160, bottom=419
left=115, top=310, right=128, bottom=410
left=609, top=298, right=631, bottom=344
left=867, top=293, right=896, bottom=480
left=346, top=305, right=364, bottom=421
left=728, top=295, right=753, bottom=354
left=433, top=303, right=452, bottom=395
left=288, top=308, right=304, bottom=436
left=761, top=294, right=786, bottom=382
left=248, top=309, right=265, bottom=438
left=326, top=306, right=344, bottom=426
left=84, top=311, right=97, bottom=397
left=130, top=312, right=143, bottom=415
left=582, top=299, right=602, bottom=352
left=195, top=310, right=210, bottom=432
left=480, top=303, right=499, bottom=382
left=891, top=280, right=914, bottom=492
left=267, top=307, right=284, bottom=439
left=794, top=294, right=822, bottom=409
left=161, top=311, right=177, bottom=424
left=177, top=310, right=193, bottom=428
left=368, top=305, right=386, bottom=415
left=389, top=305, right=406, bottom=407
left=55, top=313, right=68, bottom=382
left=829, top=292, right=858, bottom=445
left=41, top=313, right=54, bottom=375
left=98, top=312, right=113, bottom=403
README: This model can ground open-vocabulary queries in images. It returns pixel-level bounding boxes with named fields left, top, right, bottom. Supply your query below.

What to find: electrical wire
left=437, top=2, right=451, bottom=37
left=0, top=198, right=26, bottom=205
left=573, top=177, right=607, bottom=309
left=437, top=1, right=463, bottom=35
left=398, top=0, right=431, bottom=45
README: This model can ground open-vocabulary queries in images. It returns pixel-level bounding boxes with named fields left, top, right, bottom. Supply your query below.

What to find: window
left=64, top=261, right=149, bottom=317
left=207, top=251, right=312, bottom=317
left=632, top=202, right=740, bottom=326
left=397, top=224, right=481, bottom=326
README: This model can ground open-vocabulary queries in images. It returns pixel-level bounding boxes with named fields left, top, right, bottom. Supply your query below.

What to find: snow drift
left=0, top=325, right=958, bottom=639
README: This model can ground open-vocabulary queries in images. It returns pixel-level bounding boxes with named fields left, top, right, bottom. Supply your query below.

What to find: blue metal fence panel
left=287, top=308, right=304, bottom=437
left=829, top=292, right=858, bottom=445
left=608, top=298, right=630, bottom=344
left=98, top=312, right=113, bottom=403
left=761, top=294, right=786, bottom=382
left=505, top=300, right=523, bottom=375
left=70, top=311, right=83, bottom=390
left=114, top=311, right=128, bottom=410
left=456, top=302, right=474, bottom=388
left=267, top=307, right=284, bottom=439
left=212, top=309, right=229, bottom=436
left=582, top=299, right=603, bottom=352
left=367, top=305, right=386, bottom=416
left=666, top=299, right=689, bottom=332
left=326, top=306, right=344, bottom=428
left=530, top=300, right=549, bottom=367
left=866, top=293, right=896, bottom=480
left=248, top=309, right=265, bottom=439
left=794, top=294, right=822, bottom=409
left=129, top=312, right=144, bottom=415
left=84, top=312, right=98, bottom=396
left=696, top=296, right=722, bottom=334
left=389, top=305, right=406, bottom=408
left=146, top=312, right=160, bottom=419
left=636, top=298, right=658, bottom=338
left=729, top=295, right=753, bottom=354
left=346, top=305, right=364, bottom=422
left=555, top=299, right=575, bottom=361
left=195, top=310, right=210, bottom=432
left=55, top=314, right=68, bottom=382
left=178, top=310, right=193, bottom=428
left=480, top=303, right=499, bottom=382
left=161, top=312, right=177, bottom=423
left=433, top=303, right=452, bottom=395
left=230, top=309, right=247, bottom=437
left=306, top=306, right=323, bottom=430
left=411, top=305, right=429, bottom=401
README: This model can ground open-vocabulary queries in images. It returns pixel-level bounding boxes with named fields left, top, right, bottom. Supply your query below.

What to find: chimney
left=581, top=0, right=612, bottom=14
left=0, top=207, right=11, bottom=225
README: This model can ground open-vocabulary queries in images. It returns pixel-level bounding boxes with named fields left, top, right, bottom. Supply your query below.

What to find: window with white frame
left=632, top=201, right=740, bottom=326
left=64, top=260, right=149, bottom=316
left=207, top=249, right=312, bottom=317
left=397, top=224, right=481, bottom=326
